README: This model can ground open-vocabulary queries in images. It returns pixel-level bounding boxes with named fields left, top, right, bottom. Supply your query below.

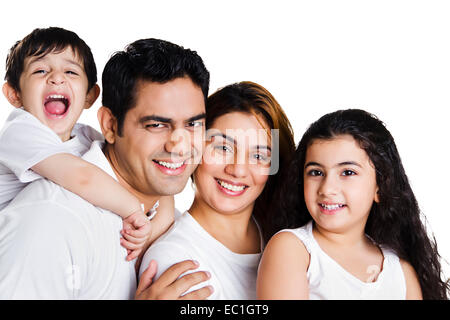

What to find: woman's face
left=193, top=111, right=271, bottom=215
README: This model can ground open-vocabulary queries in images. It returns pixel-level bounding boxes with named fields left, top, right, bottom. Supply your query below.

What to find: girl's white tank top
left=278, top=221, right=407, bottom=299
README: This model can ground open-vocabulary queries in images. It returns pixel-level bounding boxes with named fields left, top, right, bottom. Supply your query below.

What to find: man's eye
left=145, top=123, right=165, bottom=129
left=187, top=121, right=204, bottom=128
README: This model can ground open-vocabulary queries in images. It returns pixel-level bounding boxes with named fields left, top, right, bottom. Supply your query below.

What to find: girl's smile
left=304, top=134, right=379, bottom=233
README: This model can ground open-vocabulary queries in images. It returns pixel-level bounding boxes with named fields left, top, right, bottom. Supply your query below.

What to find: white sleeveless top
left=278, top=221, right=406, bottom=300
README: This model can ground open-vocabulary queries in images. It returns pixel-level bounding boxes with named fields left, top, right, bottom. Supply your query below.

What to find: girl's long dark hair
left=270, top=109, right=449, bottom=299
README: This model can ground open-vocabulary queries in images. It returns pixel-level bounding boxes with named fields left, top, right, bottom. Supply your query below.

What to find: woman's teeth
left=320, top=204, right=345, bottom=210
left=218, top=180, right=246, bottom=192
left=156, top=161, right=184, bottom=169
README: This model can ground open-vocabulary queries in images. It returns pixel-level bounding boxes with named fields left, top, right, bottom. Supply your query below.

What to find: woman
left=138, top=81, right=295, bottom=299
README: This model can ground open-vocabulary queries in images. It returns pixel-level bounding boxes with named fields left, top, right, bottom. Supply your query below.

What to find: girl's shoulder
left=264, top=223, right=312, bottom=266
left=398, top=258, right=422, bottom=299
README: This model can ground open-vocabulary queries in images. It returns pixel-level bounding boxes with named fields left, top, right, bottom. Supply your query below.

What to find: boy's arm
left=31, top=153, right=142, bottom=219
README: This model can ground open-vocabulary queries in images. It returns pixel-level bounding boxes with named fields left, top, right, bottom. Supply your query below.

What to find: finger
left=167, top=270, right=211, bottom=298
left=121, top=230, right=147, bottom=244
left=120, top=238, right=142, bottom=250
left=136, top=260, right=158, bottom=297
left=124, top=227, right=149, bottom=239
left=155, top=260, right=200, bottom=288
left=179, top=285, right=214, bottom=300
left=126, top=248, right=141, bottom=261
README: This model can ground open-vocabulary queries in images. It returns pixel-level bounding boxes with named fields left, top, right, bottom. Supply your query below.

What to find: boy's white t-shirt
left=0, top=108, right=103, bottom=210
left=139, top=211, right=262, bottom=300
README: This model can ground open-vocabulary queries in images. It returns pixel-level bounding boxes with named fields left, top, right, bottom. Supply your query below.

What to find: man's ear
left=2, top=82, right=23, bottom=108
left=84, top=84, right=100, bottom=110
left=97, top=106, right=118, bottom=144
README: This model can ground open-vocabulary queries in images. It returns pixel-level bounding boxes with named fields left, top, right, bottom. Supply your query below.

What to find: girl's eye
left=307, top=169, right=323, bottom=176
left=342, top=170, right=356, bottom=176
left=65, top=70, right=78, bottom=75
left=33, top=70, right=46, bottom=74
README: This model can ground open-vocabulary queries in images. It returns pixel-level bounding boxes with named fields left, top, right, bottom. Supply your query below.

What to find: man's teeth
left=156, top=161, right=184, bottom=169
left=320, top=204, right=345, bottom=210
left=218, top=180, right=245, bottom=192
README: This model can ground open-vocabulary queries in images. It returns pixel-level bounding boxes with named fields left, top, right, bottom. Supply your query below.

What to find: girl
left=139, top=81, right=295, bottom=299
left=257, top=109, right=449, bottom=300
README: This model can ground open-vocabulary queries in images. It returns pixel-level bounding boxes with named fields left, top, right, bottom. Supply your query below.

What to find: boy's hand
left=121, top=210, right=152, bottom=261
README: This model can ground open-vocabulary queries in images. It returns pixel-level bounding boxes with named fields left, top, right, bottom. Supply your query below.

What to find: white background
left=1, top=1, right=449, bottom=280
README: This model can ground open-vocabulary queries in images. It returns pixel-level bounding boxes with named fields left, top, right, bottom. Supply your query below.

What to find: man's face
left=109, top=77, right=206, bottom=196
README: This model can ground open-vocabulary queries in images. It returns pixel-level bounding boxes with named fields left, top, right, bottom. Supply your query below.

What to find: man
left=0, top=38, right=212, bottom=299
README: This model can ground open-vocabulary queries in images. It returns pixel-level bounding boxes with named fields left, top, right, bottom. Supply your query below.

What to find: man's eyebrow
left=208, top=132, right=236, bottom=145
left=186, top=113, right=206, bottom=123
left=304, top=161, right=362, bottom=169
left=139, top=115, right=172, bottom=124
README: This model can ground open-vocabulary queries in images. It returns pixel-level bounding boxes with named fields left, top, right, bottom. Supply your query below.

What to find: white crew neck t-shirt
left=0, top=108, right=103, bottom=210
left=139, top=211, right=262, bottom=300
left=277, top=221, right=407, bottom=299
left=0, top=140, right=137, bottom=299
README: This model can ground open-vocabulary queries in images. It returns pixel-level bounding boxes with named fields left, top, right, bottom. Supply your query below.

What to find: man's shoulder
left=2, top=178, right=98, bottom=225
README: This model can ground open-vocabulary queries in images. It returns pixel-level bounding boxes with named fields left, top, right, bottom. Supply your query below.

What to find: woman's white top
left=139, top=211, right=263, bottom=299
left=277, top=221, right=406, bottom=300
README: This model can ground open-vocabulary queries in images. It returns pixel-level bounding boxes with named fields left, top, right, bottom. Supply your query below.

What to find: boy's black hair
left=101, top=38, right=210, bottom=135
left=5, top=27, right=97, bottom=92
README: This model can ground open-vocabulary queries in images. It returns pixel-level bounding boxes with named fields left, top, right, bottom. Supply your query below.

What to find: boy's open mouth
left=44, top=94, right=70, bottom=116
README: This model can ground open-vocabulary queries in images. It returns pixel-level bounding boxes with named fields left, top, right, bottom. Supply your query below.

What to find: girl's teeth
left=218, top=180, right=245, bottom=192
left=157, top=161, right=183, bottom=169
left=321, top=204, right=344, bottom=210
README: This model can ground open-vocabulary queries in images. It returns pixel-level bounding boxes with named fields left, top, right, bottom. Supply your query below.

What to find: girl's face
left=193, top=111, right=271, bottom=216
left=303, top=134, right=379, bottom=233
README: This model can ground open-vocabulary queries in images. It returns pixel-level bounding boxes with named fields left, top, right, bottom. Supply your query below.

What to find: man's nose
left=165, top=128, right=191, bottom=158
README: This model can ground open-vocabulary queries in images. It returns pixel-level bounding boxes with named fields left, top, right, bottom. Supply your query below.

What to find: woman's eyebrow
left=208, top=132, right=236, bottom=145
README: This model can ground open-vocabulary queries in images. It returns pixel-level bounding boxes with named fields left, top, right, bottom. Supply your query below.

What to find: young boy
left=0, top=27, right=152, bottom=261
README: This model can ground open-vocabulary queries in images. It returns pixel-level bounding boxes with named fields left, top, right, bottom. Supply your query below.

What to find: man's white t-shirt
left=139, top=211, right=262, bottom=300
left=0, top=140, right=137, bottom=299
left=0, top=108, right=103, bottom=210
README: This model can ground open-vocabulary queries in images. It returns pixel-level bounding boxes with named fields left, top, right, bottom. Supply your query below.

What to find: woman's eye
left=342, top=170, right=356, bottom=176
left=215, top=145, right=233, bottom=153
left=252, top=153, right=270, bottom=163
